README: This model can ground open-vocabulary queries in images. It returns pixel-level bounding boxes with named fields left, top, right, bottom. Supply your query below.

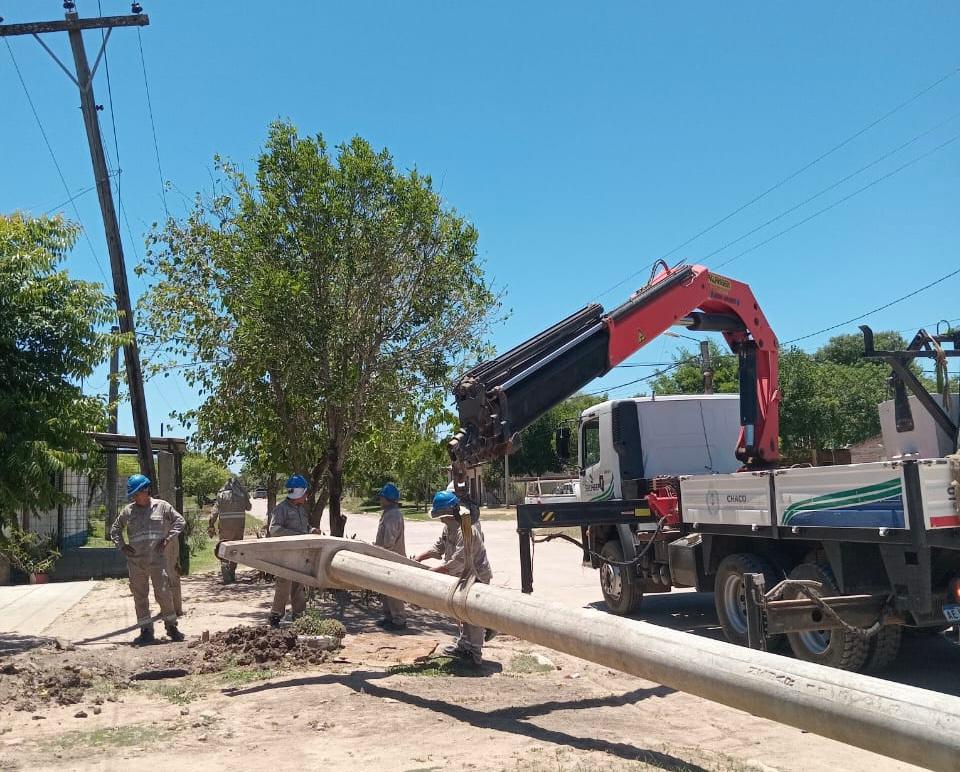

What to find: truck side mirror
left=555, top=427, right=571, bottom=461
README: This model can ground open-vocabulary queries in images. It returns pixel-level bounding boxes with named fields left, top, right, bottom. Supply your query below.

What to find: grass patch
left=45, top=722, right=171, bottom=751
left=217, top=666, right=279, bottom=686
left=388, top=657, right=484, bottom=677
left=509, top=653, right=555, bottom=674
left=290, top=610, right=347, bottom=638
left=245, top=513, right=264, bottom=531
left=134, top=675, right=208, bottom=705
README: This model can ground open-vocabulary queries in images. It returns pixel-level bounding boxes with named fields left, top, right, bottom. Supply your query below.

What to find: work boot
left=133, top=625, right=155, bottom=646
left=268, top=613, right=281, bottom=629
left=484, top=629, right=498, bottom=643
left=375, top=618, right=407, bottom=631
left=440, top=642, right=469, bottom=659
left=165, top=622, right=185, bottom=642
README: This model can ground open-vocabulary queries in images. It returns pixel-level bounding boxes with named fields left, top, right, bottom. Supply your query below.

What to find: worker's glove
left=121, top=544, right=135, bottom=557
left=154, top=537, right=168, bottom=553
left=207, top=525, right=217, bottom=538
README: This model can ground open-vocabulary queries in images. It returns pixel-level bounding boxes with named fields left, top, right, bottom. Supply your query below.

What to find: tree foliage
left=138, top=121, right=498, bottom=534
left=648, top=332, right=914, bottom=456
left=182, top=453, right=231, bottom=507
left=0, top=214, right=116, bottom=528
left=509, top=393, right=608, bottom=476
left=648, top=342, right=738, bottom=396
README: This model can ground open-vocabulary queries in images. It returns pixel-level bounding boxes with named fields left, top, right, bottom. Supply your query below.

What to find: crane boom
left=449, top=262, right=780, bottom=478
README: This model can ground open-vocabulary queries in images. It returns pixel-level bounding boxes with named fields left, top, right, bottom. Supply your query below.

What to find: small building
left=848, top=434, right=887, bottom=464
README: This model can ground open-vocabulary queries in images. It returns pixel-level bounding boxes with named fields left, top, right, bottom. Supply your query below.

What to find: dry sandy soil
left=0, top=564, right=934, bottom=772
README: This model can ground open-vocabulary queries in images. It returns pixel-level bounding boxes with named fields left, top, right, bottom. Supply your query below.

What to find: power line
left=590, top=63, right=960, bottom=303
left=784, top=266, right=960, bottom=345
left=700, top=110, right=960, bottom=265
left=4, top=37, right=111, bottom=285
left=136, top=27, right=168, bottom=216
left=713, top=129, right=960, bottom=270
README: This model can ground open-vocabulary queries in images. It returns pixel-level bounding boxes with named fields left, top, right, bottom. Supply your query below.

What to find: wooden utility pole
left=106, top=325, right=120, bottom=528
left=700, top=340, right=714, bottom=394
left=1, top=6, right=156, bottom=482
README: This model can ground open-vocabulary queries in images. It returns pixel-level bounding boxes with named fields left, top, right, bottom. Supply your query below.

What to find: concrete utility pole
left=700, top=340, right=714, bottom=394
left=0, top=5, right=155, bottom=482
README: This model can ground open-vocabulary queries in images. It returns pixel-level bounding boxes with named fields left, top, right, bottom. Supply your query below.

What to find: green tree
left=650, top=333, right=904, bottom=458
left=814, top=331, right=908, bottom=366
left=0, top=214, right=117, bottom=529
left=648, top=342, right=738, bottom=396
left=138, top=121, right=497, bottom=535
left=509, top=393, right=607, bottom=476
left=182, top=453, right=231, bottom=507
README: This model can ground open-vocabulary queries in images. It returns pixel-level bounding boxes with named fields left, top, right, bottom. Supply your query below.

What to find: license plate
left=944, top=604, right=960, bottom=623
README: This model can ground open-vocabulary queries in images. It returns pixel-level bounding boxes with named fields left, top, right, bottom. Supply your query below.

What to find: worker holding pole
left=267, top=474, right=312, bottom=627
left=414, top=490, right=493, bottom=665
left=373, top=482, right=407, bottom=630
left=208, top=478, right=251, bottom=584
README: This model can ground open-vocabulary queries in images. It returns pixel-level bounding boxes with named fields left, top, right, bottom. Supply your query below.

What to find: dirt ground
left=0, top=567, right=932, bottom=772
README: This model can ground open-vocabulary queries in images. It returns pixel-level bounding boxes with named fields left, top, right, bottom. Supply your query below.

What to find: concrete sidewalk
left=0, top=581, right=97, bottom=652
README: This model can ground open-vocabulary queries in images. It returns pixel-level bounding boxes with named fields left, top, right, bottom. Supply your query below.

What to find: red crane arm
left=604, top=263, right=780, bottom=465
left=449, top=262, right=780, bottom=474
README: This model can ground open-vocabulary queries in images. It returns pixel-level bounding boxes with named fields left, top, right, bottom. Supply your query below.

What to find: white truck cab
left=578, top=394, right=742, bottom=501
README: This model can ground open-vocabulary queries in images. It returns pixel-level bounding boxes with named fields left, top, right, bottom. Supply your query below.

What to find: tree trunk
left=328, top=465, right=347, bottom=537
left=266, top=473, right=278, bottom=530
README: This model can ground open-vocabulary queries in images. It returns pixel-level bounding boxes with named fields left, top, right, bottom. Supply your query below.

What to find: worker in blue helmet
left=373, top=482, right=407, bottom=630
left=266, top=473, right=313, bottom=627
left=110, top=474, right=187, bottom=644
left=413, top=489, right=494, bottom=665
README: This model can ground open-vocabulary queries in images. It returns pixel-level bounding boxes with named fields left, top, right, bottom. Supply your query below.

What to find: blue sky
left=2, top=1, right=958, bottom=440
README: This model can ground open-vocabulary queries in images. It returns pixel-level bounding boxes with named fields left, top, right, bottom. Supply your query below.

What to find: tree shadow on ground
left=224, top=670, right=689, bottom=769
left=0, top=633, right=56, bottom=656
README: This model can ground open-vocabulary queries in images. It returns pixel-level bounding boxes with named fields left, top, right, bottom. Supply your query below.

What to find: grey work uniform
left=111, top=498, right=186, bottom=628
left=210, top=486, right=252, bottom=580
left=374, top=503, right=407, bottom=624
left=268, top=498, right=310, bottom=618
left=424, top=518, right=493, bottom=657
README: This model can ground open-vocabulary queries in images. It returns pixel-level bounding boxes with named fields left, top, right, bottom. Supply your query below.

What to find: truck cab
left=578, top=395, right=742, bottom=502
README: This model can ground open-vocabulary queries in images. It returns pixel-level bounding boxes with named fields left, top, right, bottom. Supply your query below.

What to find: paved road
left=251, top=500, right=960, bottom=696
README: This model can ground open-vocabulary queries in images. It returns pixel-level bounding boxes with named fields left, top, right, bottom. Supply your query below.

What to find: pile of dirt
left=194, top=625, right=331, bottom=671
left=0, top=660, right=121, bottom=712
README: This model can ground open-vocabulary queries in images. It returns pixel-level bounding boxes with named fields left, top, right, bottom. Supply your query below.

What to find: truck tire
left=784, top=562, right=868, bottom=671
left=864, top=624, right=902, bottom=672
left=599, top=540, right=643, bottom=615
left=713, top=553, right=786, bottom=649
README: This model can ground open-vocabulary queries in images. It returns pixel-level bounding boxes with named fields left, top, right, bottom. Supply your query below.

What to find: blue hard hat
left=285, top=474, right=308, bottom=490
left=379, top=483, right=400, bottom=502
left=430, top=490, right=459, bottom=517
left=126, top=474, right=151, bottom=498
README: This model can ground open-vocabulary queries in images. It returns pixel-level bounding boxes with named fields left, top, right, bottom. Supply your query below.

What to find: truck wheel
left=599, top=540, right=643, bottom=615
left=713, top=553, right=785, bottom=649
left=864, top=624, right=902, bottom=672
left=784, top=562, right=868, bottom=671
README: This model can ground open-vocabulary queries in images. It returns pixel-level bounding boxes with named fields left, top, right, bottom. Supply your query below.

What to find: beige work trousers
left=164, top=536, right=183, bottom=616
left=381, top=594, right=406, bottom=624
left=216, top=516, right=246, bottom=573
left=271, top=578, right=306, bottom=618
left=455, top=576, right=490, bottom=655
left=127, top=551, right=177, bottom=627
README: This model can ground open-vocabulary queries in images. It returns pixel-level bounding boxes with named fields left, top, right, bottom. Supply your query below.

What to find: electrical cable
left=136, top=26, right=169, bottom=216
left=784, top=266, right=960, bottom=345
left=700, top=110, right=960, bottom=265
left=4, top=37, right=112, bottom=285
left=713, top=129, right=960, bottom=270
left=590, top=63, right=960, bottom=303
